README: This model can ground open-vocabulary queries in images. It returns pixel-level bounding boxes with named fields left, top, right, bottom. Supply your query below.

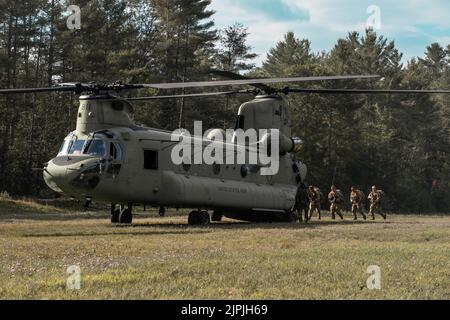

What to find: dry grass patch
left=0, top=199, right=449, bottom=299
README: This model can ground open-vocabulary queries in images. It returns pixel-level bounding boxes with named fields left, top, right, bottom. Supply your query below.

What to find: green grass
left=0, top=198, right=449, bottom=299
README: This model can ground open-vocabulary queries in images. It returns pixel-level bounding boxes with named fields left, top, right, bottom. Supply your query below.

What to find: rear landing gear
left=211, top=211, right=223, bottom=222
left=188, top=210, right=210, bottom=226
left=119, top=207, right=133, bottom=224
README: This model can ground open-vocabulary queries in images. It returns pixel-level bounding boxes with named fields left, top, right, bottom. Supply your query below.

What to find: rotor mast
left=75, top=95, right=135, bottom=135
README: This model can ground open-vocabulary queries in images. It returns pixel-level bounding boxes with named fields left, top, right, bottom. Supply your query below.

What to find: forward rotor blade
left=125, top=90, right=253, bottom=101
left=136, top=75, right=380, bottom=90
left=0, top=85, right=82, bottom=94
left=288, top=88, right=450, bottom=94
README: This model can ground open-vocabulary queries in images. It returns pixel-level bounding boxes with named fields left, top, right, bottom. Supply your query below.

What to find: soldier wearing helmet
left=368, top=186, right=386, bottom=220
left=328, top=185, right=344, bottom=220
left=350, top=186, right=366, bottom=220
left=294, top=182, right=309, bottom=222
left=308, top=185, right=323, bottom=220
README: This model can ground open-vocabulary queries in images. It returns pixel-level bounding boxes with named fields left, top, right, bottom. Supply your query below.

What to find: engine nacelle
left=259, top=132, right=295, bottom=154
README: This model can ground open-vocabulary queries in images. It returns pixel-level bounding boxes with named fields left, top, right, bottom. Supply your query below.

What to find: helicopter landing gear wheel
left=211, top=211, right=223, bottom=222
left=159, top=206, right=166, bottom=217
left=199, top=211, right=210, bottom=225
left=111, top=204, right=120, bottom=223
left=188, top=210, right=199, bottom=225
left=119, top=203, right=133, bottom=224
left=188, top=210, right=210, bottom=226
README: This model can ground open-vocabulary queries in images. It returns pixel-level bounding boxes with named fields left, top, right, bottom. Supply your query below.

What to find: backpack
left=335, top=189, right=344, bottom=202
left=357, top=190, right=365, bottom=204
left=315, top=187, right=323, bottom=202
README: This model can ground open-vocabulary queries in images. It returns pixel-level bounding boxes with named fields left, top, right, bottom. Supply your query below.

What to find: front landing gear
left=188, top=210, right=210, bottom=226
left=111, top=203, right=133, bottom=224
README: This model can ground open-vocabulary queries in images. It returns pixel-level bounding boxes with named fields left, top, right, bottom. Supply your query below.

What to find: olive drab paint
left=43, top=94, right=307, bottom=222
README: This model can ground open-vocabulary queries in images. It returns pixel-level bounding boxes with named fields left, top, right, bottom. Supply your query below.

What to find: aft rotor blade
left=288, top=88, right=450, bottom=94
left=0, top=85, right=82, bottom=94
left=136, top=75, right=381, bottom=90
left=125, top=90, right=253, bottom=101
left=208, top=69, right=275, bottom=92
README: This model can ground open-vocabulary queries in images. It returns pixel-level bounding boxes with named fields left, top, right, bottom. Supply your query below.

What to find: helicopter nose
left=43, top=161, right=67, bottom=193
left=43, top=157, right=104, bottom=194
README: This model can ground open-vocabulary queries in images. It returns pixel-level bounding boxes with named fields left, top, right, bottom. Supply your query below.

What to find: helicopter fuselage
left=44, top=125, right=307, bottom=221
left=42, top=93, right=307, bottom=222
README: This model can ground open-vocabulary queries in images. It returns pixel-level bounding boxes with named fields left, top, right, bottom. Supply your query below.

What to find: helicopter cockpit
left=44, top=131, right=125, bottom=194
left=57, top=131, right=124, bottom=160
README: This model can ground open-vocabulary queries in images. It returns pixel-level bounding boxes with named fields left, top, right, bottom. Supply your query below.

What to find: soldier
left=368, top=186, right=386, bottom=220
left=350, top=186, right=366, bottom=220
left=328, top=185, right=344, bottom=220
left=308, top=185, right=322, bottom=220
left=294, top=183, right=309, bottom=222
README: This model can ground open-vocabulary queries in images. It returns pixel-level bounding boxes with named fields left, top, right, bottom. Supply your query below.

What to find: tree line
left=0, top=0, right=449, bottom=213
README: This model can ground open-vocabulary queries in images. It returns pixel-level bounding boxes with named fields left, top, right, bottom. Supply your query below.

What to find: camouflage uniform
left=308, top=187, right=322, bottom=220
left=350, top=188, right=366, bottom=220
left=368, top=189, right=386, bottom=220
left=328, top=189, right=344, bottom=220
left=294, top=184, right=309, bottom=222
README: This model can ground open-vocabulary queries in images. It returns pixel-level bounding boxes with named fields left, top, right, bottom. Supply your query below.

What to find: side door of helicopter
left=104, top=141, right=125, bottom=180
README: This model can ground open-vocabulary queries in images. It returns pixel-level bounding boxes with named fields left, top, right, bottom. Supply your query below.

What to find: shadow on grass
left=130, top=219, right=385, bottom=231
left=21, top=220, right=380, bottom=239
left=18, top=219, right=386, bottom=239
left=22, top=228, right=212, bottom=238
left=0, top=213, right=109, bottom=222
left=0, top=211, right=159, bottom=222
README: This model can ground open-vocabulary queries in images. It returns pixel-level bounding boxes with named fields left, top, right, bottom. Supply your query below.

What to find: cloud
left=228, top=0, right=310, bottom=22
left=209, top=0, right=450, bottom=66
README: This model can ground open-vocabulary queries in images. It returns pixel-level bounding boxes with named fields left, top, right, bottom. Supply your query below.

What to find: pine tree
left=263, top=32, right=313, bottom=76
left=215, top=23, right=257, bottom=73
left=419, top=43, right=447, bottom=76
left=150, top=0, right=217, bottom=130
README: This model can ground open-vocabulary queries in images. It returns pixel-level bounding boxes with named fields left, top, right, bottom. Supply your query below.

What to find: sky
left=209, top=0, right=450, bottom=66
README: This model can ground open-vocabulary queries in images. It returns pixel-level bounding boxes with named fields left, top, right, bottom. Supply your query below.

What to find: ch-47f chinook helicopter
left=1, top=71, right=450, bottom=225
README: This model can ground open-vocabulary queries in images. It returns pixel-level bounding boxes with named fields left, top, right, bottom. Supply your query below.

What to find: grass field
left=0, top=197, right=449, bottom=300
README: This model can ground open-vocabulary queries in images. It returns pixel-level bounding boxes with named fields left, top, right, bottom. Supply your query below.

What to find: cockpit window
left=69, top=140, right=86, bottom=155
left=115, top=143, right=124, bottom=160
left=109, top=142, right=124, bottom=160
left=58, top=132, right=122, bottom=159
left=58, top=133, right=86, bottom=156
left=58, top=139, right=71, bottom=155
left=83, top=140, right=108, bottom=157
